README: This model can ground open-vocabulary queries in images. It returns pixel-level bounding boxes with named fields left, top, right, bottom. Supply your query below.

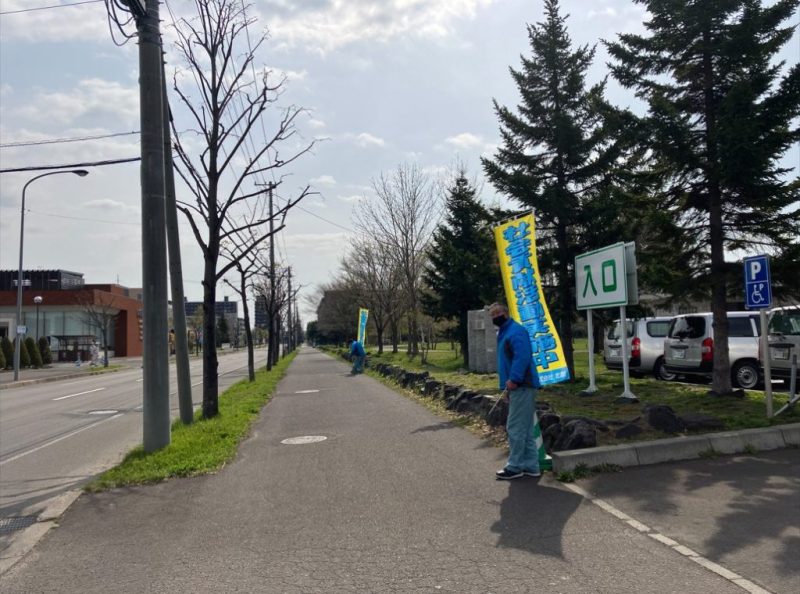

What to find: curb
left=551, top=422, right=800, bottom=472
left=0, top=367, right=127, bottom=390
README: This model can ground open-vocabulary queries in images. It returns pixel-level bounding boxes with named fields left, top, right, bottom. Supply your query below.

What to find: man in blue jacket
left=489, top=302, right=541, bottom=480
left=349, top=338, right=366, bottom=374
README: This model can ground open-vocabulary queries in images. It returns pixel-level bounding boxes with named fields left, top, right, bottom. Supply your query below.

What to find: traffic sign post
left=575, top=243, right=639, bottom=401
left=743, top=255, right=773, bottom=416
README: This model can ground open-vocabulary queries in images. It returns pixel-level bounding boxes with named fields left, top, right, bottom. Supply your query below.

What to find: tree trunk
left=202, top=258, right=219, bottom=418
left=103, top=323, right=109, bottom=368
left=374, top=319, right=385, bottom=354
left=241, top=275, right=255, bottom=382
left=459, top=311, right=469, bottom=368
left=390, top=317, right=399, bottom=353
left=703, top=28, right=732, bottom=394
left=556, top=219, right=575, bottom=378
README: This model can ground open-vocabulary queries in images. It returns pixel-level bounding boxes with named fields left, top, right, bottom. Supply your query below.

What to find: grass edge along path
left=87, top=352, right=296, bottom=492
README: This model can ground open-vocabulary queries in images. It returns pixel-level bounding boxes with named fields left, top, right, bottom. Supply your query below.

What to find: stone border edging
left=0, top=367, right=126, bottom=390
left=552, top=423, right=800, bottom=472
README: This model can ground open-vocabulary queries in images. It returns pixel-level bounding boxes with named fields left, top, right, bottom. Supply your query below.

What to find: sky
left=1, top=0, right=797, bottom=324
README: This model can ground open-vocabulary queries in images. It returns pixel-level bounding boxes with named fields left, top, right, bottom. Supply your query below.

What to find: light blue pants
left=505, top=386, right=539, bottom=473
left=351, top=355, right=365, bottom=374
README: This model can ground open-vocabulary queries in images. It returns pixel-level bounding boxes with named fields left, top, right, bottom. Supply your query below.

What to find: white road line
left=52, top=388, right=106, bottom=401
left=0, top=414, right=123, bottom=467
left=564, top=482, right=775, bottom=594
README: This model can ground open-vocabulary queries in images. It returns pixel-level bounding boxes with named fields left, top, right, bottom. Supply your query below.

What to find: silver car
left=603, top=317, right=675, bottom=381
left=664, top=312, right=761, bottom=389
left=766, top=306, right=800, bottom=384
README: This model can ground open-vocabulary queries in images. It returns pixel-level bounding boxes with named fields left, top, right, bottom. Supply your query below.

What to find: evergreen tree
left=0, top=343, right=5, bottom=371
left=423, top=171, right=498, bottom=366
left=482, top=0, right=623, bottom=377
left=18, top=337, right=30, bottom=368
left=25, top=336, right=43, bottom=369
left=1, top=336, right=13, bottom=369
left=216, top=315, right=230, bottom=347
left=607, top=0, right=800, bottom=393
left=38, top=336, right=53, bottom=365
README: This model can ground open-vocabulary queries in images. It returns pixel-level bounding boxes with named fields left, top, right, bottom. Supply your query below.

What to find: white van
left=765, top=306, right=800, bottom=384
left=664, top=312, right=761, bottom=389
left=603, top=317, right=675, bottom=380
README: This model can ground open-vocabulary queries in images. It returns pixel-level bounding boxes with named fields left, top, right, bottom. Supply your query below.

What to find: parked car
left=663, top=312, right=761, bottom=389
left=765, top=305, right=800, bottom=384
left=603, top=317, right=676, bottom=381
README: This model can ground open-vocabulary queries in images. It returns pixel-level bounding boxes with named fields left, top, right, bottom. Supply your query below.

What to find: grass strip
left=87, top=353, right=295, bottom=491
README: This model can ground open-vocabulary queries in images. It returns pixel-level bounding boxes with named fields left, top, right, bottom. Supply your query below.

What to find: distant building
left=254, top=295, right=268, bottom=329
left=0, top=269, right=144, bottom=358
left=184, top=296, right=238, bottom=344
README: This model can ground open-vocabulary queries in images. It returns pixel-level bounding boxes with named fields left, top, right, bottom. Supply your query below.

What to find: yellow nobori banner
left=494, top=213, right=570, bottom=385
left=357, top=308, right=369, bottom=345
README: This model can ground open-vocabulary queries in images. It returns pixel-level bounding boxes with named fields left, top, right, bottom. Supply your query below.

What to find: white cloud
left=311, top=174, right=337, bottom=186
left=16, top=79, right=139, bottom=127
left=338, top=194, right=363, bottom=204
left=355, top=132, right=385, bottom=148
left=307, top=118, right=327, bottom=129
left=587, top=7, right=618, bottom=18
left=0, top=0, right=110, bottom=42
left=444, top=132, right=483, bottom=149
left=259, top=0, right=499, bottom=54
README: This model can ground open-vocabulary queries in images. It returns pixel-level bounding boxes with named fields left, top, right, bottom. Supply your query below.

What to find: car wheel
left=654, top=357, right=676, bottom=382
left=733, top=361, right=760, bottom=390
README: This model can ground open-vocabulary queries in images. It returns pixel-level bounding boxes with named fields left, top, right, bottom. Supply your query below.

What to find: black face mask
left=492, top=315, right=507, bottom=327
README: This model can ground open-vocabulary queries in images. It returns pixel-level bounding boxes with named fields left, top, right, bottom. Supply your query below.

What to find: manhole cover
left=281, top=435, right=327, bottom=445
left=294, top=390, right=320, bottom=394
left=88, top=410, right=119, bottom=415
left=0, top=516, right=37, bottom=535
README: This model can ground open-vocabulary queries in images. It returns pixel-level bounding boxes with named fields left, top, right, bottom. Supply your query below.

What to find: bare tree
left=74, top=290, right=118, bottom=368
left=340, top=236, right=405, bottom=354
left=169, top=0, right=313, bottom=418
left=355, top=163, right=440, bottom=355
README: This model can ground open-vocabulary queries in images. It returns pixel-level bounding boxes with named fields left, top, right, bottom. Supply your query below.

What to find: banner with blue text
left=357, top=308, right=369, bottom=345
left=494, top=213, right=570, bottom=385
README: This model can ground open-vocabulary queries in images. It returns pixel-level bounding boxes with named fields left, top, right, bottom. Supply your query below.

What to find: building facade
left=0, top=270, right=144, bottom=359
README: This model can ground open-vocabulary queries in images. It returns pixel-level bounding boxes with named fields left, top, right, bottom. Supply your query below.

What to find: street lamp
left=34, top=295, right=43, bottom=340
left=14, top=170, right=89, bottom=381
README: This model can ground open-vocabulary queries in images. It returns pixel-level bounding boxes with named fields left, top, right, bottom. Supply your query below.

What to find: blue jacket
left=350, top=340, right=365, bottom=357
left=497, top=318, right=540, bottom=389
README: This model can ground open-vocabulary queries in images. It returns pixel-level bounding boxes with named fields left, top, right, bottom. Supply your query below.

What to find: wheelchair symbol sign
left=743, top=256, right=772, bottom=309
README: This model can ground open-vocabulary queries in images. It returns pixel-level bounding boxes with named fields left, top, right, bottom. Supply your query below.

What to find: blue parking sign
left=743, top=255, right=772, bottom=309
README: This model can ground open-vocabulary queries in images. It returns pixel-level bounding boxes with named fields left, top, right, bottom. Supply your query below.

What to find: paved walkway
left=0, top=348, right=775, bottom=593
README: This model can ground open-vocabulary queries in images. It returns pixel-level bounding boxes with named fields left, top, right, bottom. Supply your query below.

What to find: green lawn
left=87, top=353, right=295, bottom=491
left=355, top=341, right=800, bottom=445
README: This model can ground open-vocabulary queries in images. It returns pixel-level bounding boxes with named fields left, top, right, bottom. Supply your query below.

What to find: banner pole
left=584, top=309, right=597, bottom=394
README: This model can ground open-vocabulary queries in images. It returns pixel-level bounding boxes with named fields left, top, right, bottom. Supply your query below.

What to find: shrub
left=0, top=345, right=5, bottom=370
left=1, top=336, right=12, bottom=369
left=18, top=337, right=30, bottom=368
left=25, top=336, right=43, bottom=368
left=38, top=336, right=53, bottom=365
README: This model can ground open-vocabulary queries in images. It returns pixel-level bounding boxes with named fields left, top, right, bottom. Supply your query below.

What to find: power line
left=0, top=0, right=103, bottom=16
left=27, top=209, right=139, bottom=226
left=296, top=205, right=355, bottom=233
left=0, top=130, right=140, bottom=149
left=0, top=156, right=139, bottom=173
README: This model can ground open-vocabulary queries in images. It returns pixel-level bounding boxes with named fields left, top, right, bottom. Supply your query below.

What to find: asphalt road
left=0, top=349, right=265, bottom=524
left=2, top=347, right=789, bottom=593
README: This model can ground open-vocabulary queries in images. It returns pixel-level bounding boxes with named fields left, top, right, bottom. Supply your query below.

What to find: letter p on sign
left=749, top=260, right=761, bottom=281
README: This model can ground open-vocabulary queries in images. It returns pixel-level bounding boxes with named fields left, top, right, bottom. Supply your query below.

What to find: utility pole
left=138, top=0, right=170, bottom=452
left=162, top=56, right=193, bottom=426
left=287, top=267, right=292, bottom=354
left=256, top=182, right=277, bottom=370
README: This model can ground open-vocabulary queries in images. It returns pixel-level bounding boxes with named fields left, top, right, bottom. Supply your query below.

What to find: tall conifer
left=607, top=0, right=800, bottom=393
left=483, top=0, right=622, bottom=376
left=423, top=171, right=497, bottom=366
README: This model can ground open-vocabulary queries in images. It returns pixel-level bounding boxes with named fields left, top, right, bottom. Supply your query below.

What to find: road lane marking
left=564, top=482, right=774, bottom=593
left=0, top=414, right=123, bottom=467
left=53, top=388, right=106, bottom=401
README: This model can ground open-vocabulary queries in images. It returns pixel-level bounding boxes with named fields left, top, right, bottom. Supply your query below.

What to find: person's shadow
left=490, top=479, right=583, bottom=558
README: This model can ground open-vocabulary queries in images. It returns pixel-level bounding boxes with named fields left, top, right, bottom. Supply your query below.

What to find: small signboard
left=575, top=243, right=638, bottom=309
left=743, top=255, right=772, bottom=309
left=17, top=325, right=27, bottom=335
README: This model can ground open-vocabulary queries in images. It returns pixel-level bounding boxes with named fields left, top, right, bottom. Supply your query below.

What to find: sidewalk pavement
left=0, top=347, right=780, bottom=593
